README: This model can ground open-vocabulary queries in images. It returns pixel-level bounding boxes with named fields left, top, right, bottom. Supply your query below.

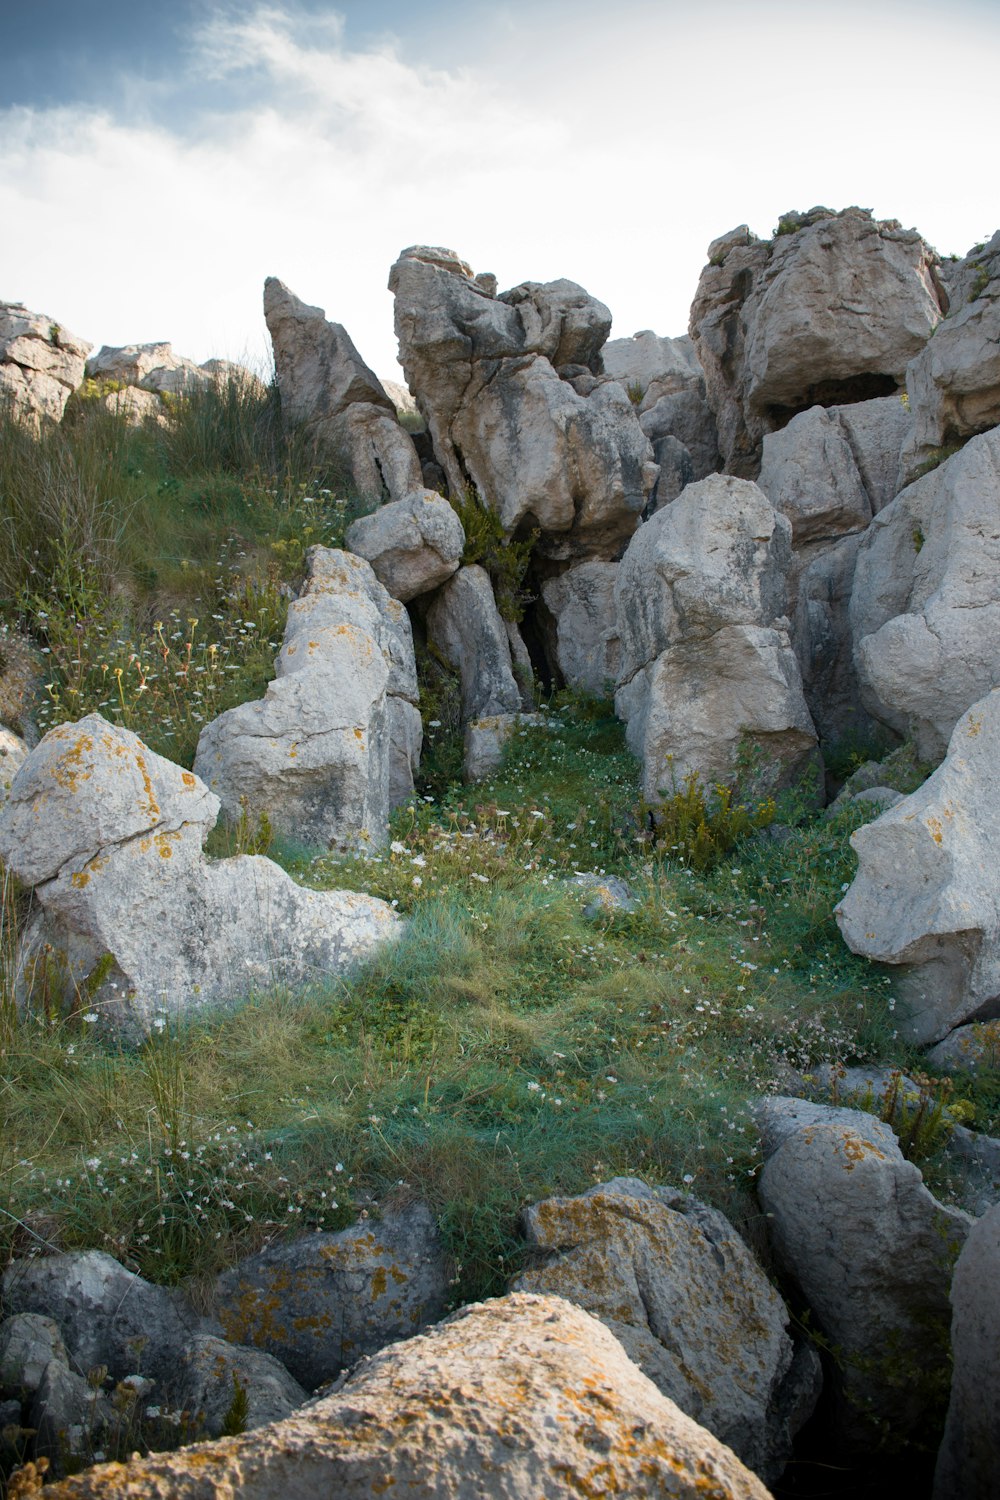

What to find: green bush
left=449, top=487, right=536, bottom=622
left=646, top=768, right=776, bottom=872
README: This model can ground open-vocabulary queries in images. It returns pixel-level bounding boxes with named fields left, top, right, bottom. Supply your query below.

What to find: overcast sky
left=2, top=0, right=998, bottom=379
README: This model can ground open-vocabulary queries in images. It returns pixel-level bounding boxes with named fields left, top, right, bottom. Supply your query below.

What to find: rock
left=173, top=1336, right=307, bottom=1436
left=0, top=1314, right=69, bottom=1396
left=568, top=873, right=637, bottom=918
left=84, top=343, right=237, bottom=398
left=837, top=689, right=1000, bottom=1043
left=0, top=725, right=27, bottom=807
left=92, top=385, right=166, bottom=426
left=602, top=330, right=720, bottom=505
left=196, top=547, right=420, bottom=844
left=214, top=1203, right=449, bottom=1391
left=757, top=1097, right=970, bottom=1448
left=614, top=475, right=817, bottom=802
left=850, top=427, right=1000, bottom=760
left=928, top=1021, right=1000, bottom=1074
left=850, top=784, right=904, bottom=811
left=2, top=1251, right=201, bottom=1388
left=689, top=207, right=943, bottom=475
left=426, top=565, right=521, bottom=723
left=31, top=1360, right=114, bottom=1472
left=836, top=393, right=912, bottom=512
left=758, top=406, right=872, bottom=548
left=541, top=561, right=620, bottom=695
left=264, top=278, right=422, bottom=504
left=344, top=489, right=464, bottom=602
left=0, top=303, right=91, bottom=423
left=906, top=229, right=1000, bottom=460
left=390, top=246, right=658, bottom=559
left=792, top=533, right=877, bottom=746
left=0, top=715, right=400, bottom=1032
left=380, top=377, right=419, bottom=421
left=513, top=1178, right=818, bottom=1484
left=933, top=1201, right=1000, bottom=1499
left=941, top=1125, right=1000, bottom=1218
left=462, top=712, right=546, bottom=782
left=37, top=1293, right=774, bottom=1499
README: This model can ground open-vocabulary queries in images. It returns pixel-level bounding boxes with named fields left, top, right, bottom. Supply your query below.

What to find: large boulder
left=934, top=1201, right=1000, bottom=1500
left=0, top=303, right=91, bottom=422
left=264, top=277, right=422, bottom=503
left=390, top=245, right=658, bottom=559
left=850, top=426, right=1000, bottom=760
left=541, top=560, right=620, bottom=695
left=757, top=1097, right=970, bottom=1450
left=836, top=688, right=1000, bottom=1044
left=84, top=342, right=252, bottom=398
left=614, top=474, right=817, bottom=801
left=426, top=564, right=521, bottom=724
left=195, top=547, right=421, bottom=844
left=689, top=208, right=943, bottom=475
left=513, top=1178, right=819, bottom=1484
left=0, top=715, right=399, bottom=1032
left=38, top=1293, right=774, bottom=1499
left=344, top=488, right=464, bottom=602
left=758, top=405, right=873, bottom=549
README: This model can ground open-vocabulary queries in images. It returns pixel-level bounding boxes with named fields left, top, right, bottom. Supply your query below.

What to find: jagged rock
left=836, top=689, right=1000, bottom=1044
left=344, top=489, right=464, bottom=602
left=757, top=1097, right=970, bottom=1449
left=31, top=1361, right=114, bottom=1472
left=0, top=725, right=27, bottom=807
left=541, top=560, right=620, bottom=695
left=196, top=547, right=420, bottom=842
left=380, top=377, right=419, bottom=421
left=173, top=1337, right=307, bottom=1436
left=84, top=343, right=254, bottom=398
left=0, top=303, right=91, bottom=422
left=933, top=1203, right=1000, bottom=1498
left=0, top=715, right=399, bottom=1032
left=758, top=406, right=872, bottom=548
left=513, top=1178, right=818, bottom=1485
left=463, top=713, right=545, bottom=782
left=689, top=208, right=943, bottom=475
left=568, top=873, right=637, bottom=917
left=614, top=474, right=817, bottom=801
left=37, top=1293, right=774, bottom=1500
left=426, top=565, right=521, bottom=724
left=264, top=278, right=421, bottom=504
left=214, top=1204, right=449, bottom=1391
left=906, top=230, right=1000, bottom=464
left=390, top=246, right=658, bottom=559
left=0, top=1314, right=69, bottom=1396
left=837, top=392, right=912, bottom=511
left=603, top=330, right=720, bottom=504
left=850, top=427, right=1000, bottom=761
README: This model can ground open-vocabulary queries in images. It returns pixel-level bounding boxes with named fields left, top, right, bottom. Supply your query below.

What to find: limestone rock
left=0, top=303, right=91, bottom=423
left=836, top=688, right=1000, bottom=1044
left=0, top=1314, right=69, bottom=1396
left=689, top=207, right=943, bottom=475
left=0, top=726, right=27, bottom=807
left=263, top=278, right=421, bottom=503
left=850, top=427, right=1000, bottom=761
left=514, top=1179, right=818, bottom=1482
left=934, top=1201, right=1000, bottom=1499
left=38, top=1293, right=774, bottom=1499
left=757, top=1097, right=970, bottom=1449
left=541, top=560, right=620, bottom=695
left=344, top=489, right=464, bottom=602
left=928, top=1021, right=1000, bottom=1074
left=758, top=406, right=872, bottom=548
left=603, top=330, right=720, bottom=504
left=0, top=715, right=400, bottom=1032
left=614, top=475, right=817, bottom=801
left=462, top=712, right=546, bottom=781
left=214, top=1203, right=449, bottom=1391
left=174, top=1337, right=307, bottom=1436
left=86, top=343, right=209, bottom=397
left=31, top=1360, right=114, bottom=1472
left=836, top=392, right=912, bottom=512
left=792, top=533, right=877, bottom=746
left=501, top=277, right=611, bottom=371
left=426, top=565, right=521, bottom=724
left=92, top=385, right=166, bottom=426
left=568, top=873, right=637, bottom=918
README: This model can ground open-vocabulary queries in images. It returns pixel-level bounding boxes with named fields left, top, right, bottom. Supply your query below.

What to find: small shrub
left=646, top=767, right=775, bottom=873
left=624, top=379, right=645, bottom=407
left=449, top=487, right=536, bottom=622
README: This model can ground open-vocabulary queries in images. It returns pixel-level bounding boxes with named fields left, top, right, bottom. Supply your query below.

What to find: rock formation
left=344, top=487, right=465, bottom=602
left=541, top=560, right=620, bottom=695
left=933, top=1201, right=1000, bottom=1499
left=0, top=303, right=91, bottom=422
left=426, top=564, right=522, bottom=723
left=85, top=343, right=254, bottom=398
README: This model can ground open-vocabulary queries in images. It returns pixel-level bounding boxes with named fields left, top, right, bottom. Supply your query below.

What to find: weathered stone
left=0, top=303, right=91, bottom=423
left=836, top=392, right=912, bottom=512
left=689, top=207, right=943, bottom=475
left=173, top=1337, right=307, bottom=1436
left=758, top=406, right=872, bottom=548
left=462, top=713, right=546, bottom=782
left=541, top=561, right=620, bottom=695
left=568, top=873, right=637, bottom=918
left=757, top=1097, right=969, bottom=1449
left=0, top=715, right=400, bottom=1032
left=0, top=1314, right=69, bottom=1396
left=37, top=1293, right=774, bottom=1499
left=85, top=343, right=224, bottom=397
left=426, top=565, right=521, bottom=724
left=836, top=689, right=1000, bottom=1044
left=92, top=385, right=166, bottom=426
left=0, top=726, right=27, bottom=807
left=514, top=1179, right=818, bottom=1483
left=934, top=1202, right=1000, bottom=1499
left=501, top=278, right=612, bottom=371
left=603, top=330, right=720, bottom=502
left=850, top=428, right=1000, bottom=759
left=344, top=489, right=464, bottom=602
left=928, top=1021, right=1000, bottom=1074
left=31, top=1361, right=114, bottom=1471
left=214, top=1203, right=448, bottom=1391
left=263, top=278, right=421, bottom=503
left=792, top=533, right=876, bottom=746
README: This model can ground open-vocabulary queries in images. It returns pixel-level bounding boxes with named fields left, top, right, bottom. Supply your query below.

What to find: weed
left=912, top=441, right=964, bottom=479
left=220, top=1374, right=250, bottom=1437
left=448, top=488, right=536, bottom=622
left=624, top=379, right=645, bottom=406
left=645, top=764, right=775, bottom=873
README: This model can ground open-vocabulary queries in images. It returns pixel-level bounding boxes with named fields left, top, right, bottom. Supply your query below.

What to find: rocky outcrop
left=689, top=208, right=943, bottom=475
left=0, top=303, right=91, bottom=422
left=390, top=245, right=658, bottom=559
left=214, top=1203, right=449, bottom=1390
left=836, top=688, right=1000, bottom=1044
left=758, top=405, right=873, bottom=549
left=934, top=1201, right=1000, bottom=1499
left=513, top=1178, right=819, bottom=1484
left=0, top=715, right=399, bottom=1033
left=541, top=560, right=620, bottom=695
left=426, top=564, right=521, bottom=723
left=264, top=278, right=422, bottom=503
left=850, top=426, right=1000, bottom=760
left=37, top=1293, right=774, bottom=1499
left=344, top=488, right=464, bottom=602
left=757, top=1097, right=970, bottom=1450
left=614, top=474, right=817, bottom=802
left=85, top=343, right=254, bottom=398
left=195, top=547, right=421, bottom=844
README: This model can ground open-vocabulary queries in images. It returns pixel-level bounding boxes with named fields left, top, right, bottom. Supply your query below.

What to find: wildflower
left=82, top=1012, right=99, bottom=1024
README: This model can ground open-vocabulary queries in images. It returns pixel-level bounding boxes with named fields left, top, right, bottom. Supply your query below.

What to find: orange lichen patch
left=50, top=733, right=95, bottom=793
left=181, top=772, right=196, bottom=788
left=839, top=1131, right=886, bottom=1169
left=389, top=1266, right=408, bottom=1286
left=926, top=815, right=944, bottom=846
left=967, top=714, right=983, bottom=737
left=133, top=753, right=160, bottom=821
left=354, top=728, right=364, bottom=742
left=70, top=870, right=90, bottom=889
left=288, top=745, right=299, bottom=759
left=371, top=1267, right=388, bottom=1299
left=155, top=832, right=180, bottom=859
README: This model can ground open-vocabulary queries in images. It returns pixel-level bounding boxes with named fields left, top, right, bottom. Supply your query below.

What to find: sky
left=2, top=0, right=999, bottom=380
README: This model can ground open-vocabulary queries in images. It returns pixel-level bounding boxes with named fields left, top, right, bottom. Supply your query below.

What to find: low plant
left=644, top=766, right=775, bottom=873
left=448, top=487, right=536, bottom=622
